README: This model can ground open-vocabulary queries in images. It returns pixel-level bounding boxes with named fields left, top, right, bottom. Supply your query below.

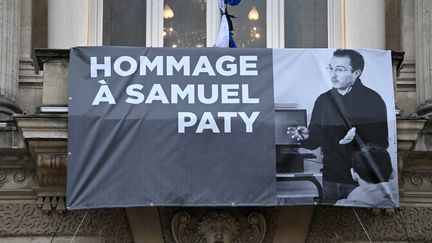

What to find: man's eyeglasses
left=326, top=66, right=351, bottom=74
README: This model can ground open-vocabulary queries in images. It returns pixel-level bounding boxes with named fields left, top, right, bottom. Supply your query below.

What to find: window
left=103, top=0, right=146, bottom=46
left=163, top=0, right=206, bottom=48
left=230, top=1, right=266, bottom=48
left=285, top=0, right=328, bottom=48
left=99, top=0, right=331, bottom=48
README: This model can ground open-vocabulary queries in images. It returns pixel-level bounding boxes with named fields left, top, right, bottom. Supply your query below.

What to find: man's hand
left=287, top=126, right=309, bottom=141
left=339, top=127, right=356, bottom=144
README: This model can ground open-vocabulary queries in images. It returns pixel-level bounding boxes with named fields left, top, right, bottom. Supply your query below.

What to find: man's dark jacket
left=301, top=79, right=389, bottom=184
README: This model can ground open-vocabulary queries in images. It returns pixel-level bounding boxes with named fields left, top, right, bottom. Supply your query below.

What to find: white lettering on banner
left=218, top=112, right=237, bottom=133
left=221, top=84, right=240, bottom=104
left=145, top=84, right=169, bottom=104
left=167, top=56, right=191, bottom=76
left=196, top=112, right=220, bottom=133
left=88, top=54, right=263, bottom=135
left=114, top=56, right=138, bottom=77
left=140, top=56, right=163, bottom=75
left=238, top=112, right=260, bottom=133
left=125, top=84, right=144, bottom=104
left=242, top=84, right=259, bottom=104
left=171, top=84, right=195, bottom=104
left=240, top=56, right=258, bottom=76
left=197, top=84, right=219, bottom=104
left=215, top=56, right=237, bottom=76
left=92, top=80, right=116, bottom=105
left=178, top=112, right=197, bottom=133
left=178, top=112, right=261, bottom=133
left=91, top=57, right=111, bottom=78
left=90, top=55, right=258, bottom=77
left=192, top=56, right=216, bottom=76
left=113, top=84, right=259, bottom=105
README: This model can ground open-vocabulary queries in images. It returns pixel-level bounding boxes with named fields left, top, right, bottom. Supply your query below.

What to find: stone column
left=394, top=0, right=417, bottom=116
left=401, top=0, right=415, bottom=62
left=0, top=0, right=21, bottom=116
left=415, top=0, right=432, bottom=113
left=344, top=0, right=385, bottom=49
left=47, top=0, right=89, bottom=48
left=20, top=0, right=32, bottom=64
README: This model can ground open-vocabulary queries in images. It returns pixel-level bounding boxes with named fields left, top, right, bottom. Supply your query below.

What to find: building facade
left=0, top=0, right=432, bottom=242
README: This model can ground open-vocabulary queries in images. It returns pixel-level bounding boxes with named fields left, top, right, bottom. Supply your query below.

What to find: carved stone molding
left=27, top=140, right=67, bottom=213
left=307, top=206, right=432, bottom=242
left=27, top=141, right=67, bottom=180
left=0, top=148, right=36, bottom=201
left=0, top=167, right=35, bottom=188
left=36, top=195, right=66, bottom=213
left=396, top=118, right=426, bottom=171
left=396, top=119, right=432, bottom=205
left=14, top=115, right=68, bottom=212
left=399, top=171, right=432, bottom=204
left=35, top=153, right=67, bottom=187
left=160, top=207, right=276, bottom=243
left=0, top=203, right=133, bottom=242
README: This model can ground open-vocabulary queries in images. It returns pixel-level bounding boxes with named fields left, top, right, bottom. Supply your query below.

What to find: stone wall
left=0, top=203, right=132, bottom=242
left=307, top=206, right=432, bottom=242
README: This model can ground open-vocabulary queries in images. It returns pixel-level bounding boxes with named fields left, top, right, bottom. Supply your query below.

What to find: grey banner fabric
left=67, top=47, right=276, bottom=208
left=67, top=47, right=398, bottom=209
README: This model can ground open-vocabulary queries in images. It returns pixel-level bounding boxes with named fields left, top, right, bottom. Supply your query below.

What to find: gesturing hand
left=339, top=127, right=356, bottom=144
left=287, top=126, right=309, bottom=141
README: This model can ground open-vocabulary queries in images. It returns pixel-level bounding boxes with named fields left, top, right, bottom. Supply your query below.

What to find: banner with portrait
left=67, top=47, right=398, bottom=209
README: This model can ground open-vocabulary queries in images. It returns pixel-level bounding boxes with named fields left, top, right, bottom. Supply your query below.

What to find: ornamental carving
left=307, top=206, right=432, bottom=242
left=36, top=153, right=67, bottom=186
left=409, top=174, right=423, bottom=187
left=161, top=208, right=276, bottom=243
left=24, top=140, right=68, bottom=212
left=0, top=170, right=6, bottom=183
left=0, top=203, right=133, bottom=242
left=0, top=167, right=36, bottom=190
left=13, top=169, right=26, bottom=183
left=399, top=171, right=432, bottom=192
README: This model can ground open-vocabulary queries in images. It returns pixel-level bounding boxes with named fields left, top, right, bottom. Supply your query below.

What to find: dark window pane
left=285, top=0, right=327, bottom=48
left=163, top=0, right=206, bottom=48
left=103, top=0, right=146, bottom=46
left=230, top=1, right=266, bottom=48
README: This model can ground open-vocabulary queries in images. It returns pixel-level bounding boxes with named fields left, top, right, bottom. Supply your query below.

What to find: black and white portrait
left=273, top=49, right=398, bottom=208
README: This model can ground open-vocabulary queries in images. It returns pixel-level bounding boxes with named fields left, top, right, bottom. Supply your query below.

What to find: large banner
left=67, top=47, right=398, bottom=209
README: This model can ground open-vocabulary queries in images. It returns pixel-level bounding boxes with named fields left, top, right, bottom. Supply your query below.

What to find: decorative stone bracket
left=14, top=114, right=67, bottom=213
left=396, top=118, right=426, bottom=170
left=398, top=119, right=432, bottom=204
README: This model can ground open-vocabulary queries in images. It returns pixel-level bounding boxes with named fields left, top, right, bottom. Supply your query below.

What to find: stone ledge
left=396, top=118, right=426, bottom=151
left=13, top=114, right=67, bottom=140
left=34, top=48, right=69, bottom=71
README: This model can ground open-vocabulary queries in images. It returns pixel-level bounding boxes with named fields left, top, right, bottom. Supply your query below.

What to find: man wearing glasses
left=288, top=49, right=389, bottom=204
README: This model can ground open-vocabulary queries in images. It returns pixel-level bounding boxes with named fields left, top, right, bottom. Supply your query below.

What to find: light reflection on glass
left=164, top=0, right=206, bottom=48
left=230, top=1, right=266, bottom=48
left=163, top=4, right=174, bottom=19
left=248, top=6, right=259, bottom=21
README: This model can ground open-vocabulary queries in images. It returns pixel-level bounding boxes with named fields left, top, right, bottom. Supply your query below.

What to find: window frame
left=90, top=0, right=343, bottom=48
